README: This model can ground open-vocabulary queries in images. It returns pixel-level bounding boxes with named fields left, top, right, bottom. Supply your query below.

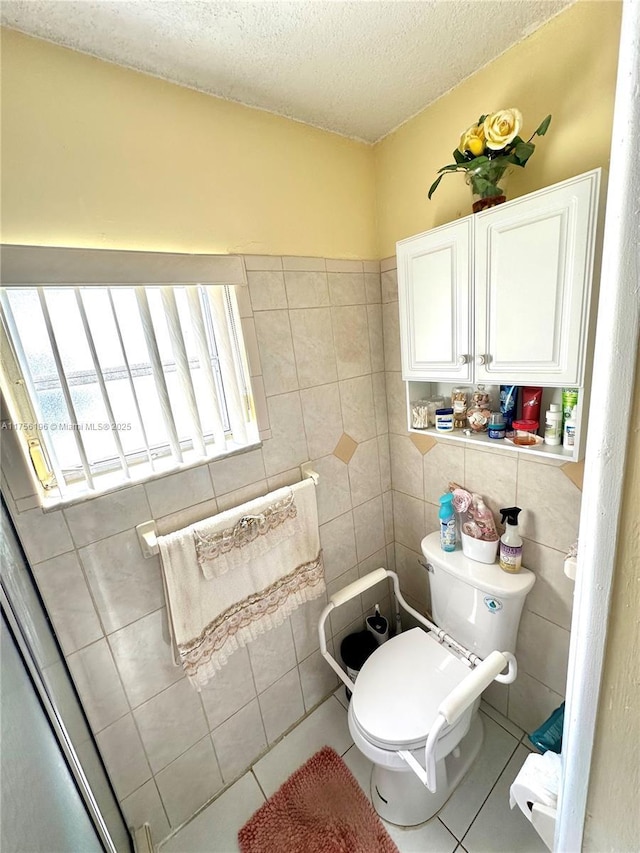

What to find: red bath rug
left=238, top=746, right=399, bottom=853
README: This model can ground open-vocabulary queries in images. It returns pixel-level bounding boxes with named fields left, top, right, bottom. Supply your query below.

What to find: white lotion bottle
left=544, top=403, right=563, bottom=445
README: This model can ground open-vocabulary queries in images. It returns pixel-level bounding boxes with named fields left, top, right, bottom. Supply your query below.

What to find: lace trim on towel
left=178, top=551, right=324, bottom=680
left=193, top=490, right=297, bottom=565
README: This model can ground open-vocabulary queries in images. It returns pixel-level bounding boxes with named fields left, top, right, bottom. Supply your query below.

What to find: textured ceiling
left=1, top=1, right=573, bottom=142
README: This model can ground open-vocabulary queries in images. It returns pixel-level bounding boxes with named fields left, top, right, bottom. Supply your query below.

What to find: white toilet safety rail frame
left=318, top=568, right=517, bottom=794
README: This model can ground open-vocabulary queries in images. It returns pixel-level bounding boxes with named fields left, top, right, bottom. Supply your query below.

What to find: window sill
left=38, top=439, right=263, bottom=513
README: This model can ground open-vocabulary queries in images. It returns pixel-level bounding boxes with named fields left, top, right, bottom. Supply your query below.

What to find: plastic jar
left=512, top=419, right=539, bottom=446
left=487, top=413, right=506, bottom=440
left=426, top=396, right=445, bottom=426
left=434, top=407, right=454, bottom=432
left=410, top=400, right=430, bottom=430
left=451, top=387, right=469, bottom=429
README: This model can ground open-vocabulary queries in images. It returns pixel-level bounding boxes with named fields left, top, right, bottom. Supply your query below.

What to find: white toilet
left=319, top=530, right=535, bottom=827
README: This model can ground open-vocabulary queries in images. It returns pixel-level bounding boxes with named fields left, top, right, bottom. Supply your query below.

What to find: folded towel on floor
left=158, top=478, right=325, bottom=690
left=194, top=485, right=302, bottom=580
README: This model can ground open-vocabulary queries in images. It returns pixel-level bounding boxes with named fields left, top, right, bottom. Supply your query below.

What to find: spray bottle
left=499, top=507, right=523, bottom=573
left=438, top=493, right=456, bottom=552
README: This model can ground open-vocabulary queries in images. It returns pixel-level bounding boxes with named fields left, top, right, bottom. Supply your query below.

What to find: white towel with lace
left=193, top=485, right=303, bottom=580
left=158, top=478, right=324, bottom=690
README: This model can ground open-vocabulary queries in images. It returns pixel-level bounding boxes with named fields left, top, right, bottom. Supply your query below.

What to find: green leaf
left=514, top=141, right=535, bottom=164
left=453, top=148, right=467, bottom=164
left=428, top=174, right=444, bottom=200
left=535, top=115, right=552, bottom=136
left=466, top=155, right=489, bottom=167
left=477, top=114, right=488, bottom=126
left=437, top=163, right=461, bottom=173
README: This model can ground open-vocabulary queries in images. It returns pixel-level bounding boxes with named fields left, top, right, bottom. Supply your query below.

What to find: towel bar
left=135, top=466, right=320, bottom=558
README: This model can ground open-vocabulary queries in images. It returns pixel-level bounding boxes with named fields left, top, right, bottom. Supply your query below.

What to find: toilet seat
left=351, top=628, right=472, bottom=751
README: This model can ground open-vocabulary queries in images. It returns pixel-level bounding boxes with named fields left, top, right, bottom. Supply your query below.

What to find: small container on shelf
left=411, top=400, right=431, bottom=430
left=434, top=407, right=454, bottom=432
left=467, top=384, right=491, bottom=432
left=451, top=386, right=470, bottom=429
left=427, top=395, right=445, bottom=426
left=487, top=413, right=506, bottom=440
left=512, top=419, right=540, bottom=446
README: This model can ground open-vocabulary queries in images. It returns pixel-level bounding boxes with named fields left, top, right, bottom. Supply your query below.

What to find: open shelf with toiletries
left=397, top=170, right=602, bottom=463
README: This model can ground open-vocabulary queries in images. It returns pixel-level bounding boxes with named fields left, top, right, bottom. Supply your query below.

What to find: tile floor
left=160, top=693, right=547, bottom=853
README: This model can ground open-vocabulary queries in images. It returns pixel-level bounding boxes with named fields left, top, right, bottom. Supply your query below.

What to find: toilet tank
left=421, top=532, right=535, bottom=658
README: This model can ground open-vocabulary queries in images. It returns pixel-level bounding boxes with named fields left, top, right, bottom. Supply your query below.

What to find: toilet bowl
left=319, top=530, right=535, bottom=826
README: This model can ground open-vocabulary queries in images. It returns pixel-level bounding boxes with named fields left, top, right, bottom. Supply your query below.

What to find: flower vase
left=466, top=163, right=511, bottom=213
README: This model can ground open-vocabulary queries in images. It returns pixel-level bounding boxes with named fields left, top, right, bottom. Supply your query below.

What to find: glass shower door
left=1, top=498, right=132, bottom=853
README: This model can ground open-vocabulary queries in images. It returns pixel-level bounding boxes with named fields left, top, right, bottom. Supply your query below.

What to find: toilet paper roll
left=509, top=752, right=561, bottom=821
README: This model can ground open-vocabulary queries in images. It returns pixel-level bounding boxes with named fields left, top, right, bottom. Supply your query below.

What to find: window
left=0, top=246, right=257, bottom=502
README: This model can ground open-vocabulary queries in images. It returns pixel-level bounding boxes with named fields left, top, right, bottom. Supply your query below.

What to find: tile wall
left=1, top=255, right=395, bottom=846
left=3, top=252, right=581, bottom=846
left=381, top=256, right=580, bottom=734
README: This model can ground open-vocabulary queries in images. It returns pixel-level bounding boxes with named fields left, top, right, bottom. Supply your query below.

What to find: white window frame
left=0, top=244, right=258, bottom=506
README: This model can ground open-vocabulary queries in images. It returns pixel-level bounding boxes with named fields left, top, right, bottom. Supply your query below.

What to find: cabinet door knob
left=457, top=354, right=469, bottom=365
left=476, top=354, right=486, bottom=365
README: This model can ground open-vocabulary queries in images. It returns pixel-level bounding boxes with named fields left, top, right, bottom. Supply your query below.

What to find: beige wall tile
left=289, top=307, right=337, bottom=388
left=209, top=447, right=266, bottom=496
left=240, top=317, right=262, bottom=376
left=333, top=432, right=357, bottom=464
left=108, top=609, right=182, bottom=709
left=211, top=700, right=267, bottom=784
left=517, top=459, right=582, bottom=552
left=332, top=306, right=371, bottom=379
left=389, top=433, right=424, bottom=499
left=367, top=304, right=385, bottom=373
left=261, top=392, right=308, bottom=478
left=348, top=438, right=382, bottom=507
left=386, top=371, right=408, bottom=435
left=339, top=375, right=376, bottom=443
left=325, top=259, right=364, bottom=273
left=516, top=609, right=570, bottom=697
left=215, top=480, right=268, bottom=513
left=134, top=679, right=209, bottom=773
left=464, top=448, right=517, bottom=523
left=67, top=639, right=129, bottom=734
left=311, top=455, right=352, bottom=524
left=522, top=538, right=575, bottom=631
left=358, top=548, right=390, bottom=611
left=80, top=530, right=165, bottom=635
left=395, top=543, right=429, bottom=610
left=246, top=270, right=287, bottom=311
left=234, top=283, right=253, bottom=318
left=482, top=681, right=509, bottom=717
left=380, top=257, right=397, bottom=274
left=326, top=566, right=362, bottom=635
left=299, top=647, right=339, bottom=712
left=393, top=491, right=426, bottom=553
left=372, top=372, right=389, bottom=436
left=290, top=590, right=329, bottom=663
left=508, top=671, right=564, bottom=735
left=320, top=510, right=357, bottom=584
left=156, top=498, right=219, bottom=535
left=363, top=260, right=380, bottom=274
left=424, top=442, right=465, bottom=505
left=300, top=383, right=343, bottom=460
left=382, top=301, right=401, bottom=372
left=243, top=255, right=283, bottom=272
left=248, top=619, right=297, bottom=694
left=14, top=506, right=74, bottom=565
left=250, top=375, right=269, bottom=433
left=144, top=466, right=213, bottom=520
left=120, top=779, right=170, bottom=843
left=96, top=714, right=152, bottom=801
left=254, top=310, right=298, bottom=396
left=364, top=272, right=382, bottom=303
left=63, top=486, right=150, bottom=549
left=382, top=490, right=394, bottom=544
left=353, top=496, right=385, bottom=561
left=258, top=668, right=304, bottom=744
left=381, top=268, right=398, bottom=301
left=378, top=434, right=391, bottom=493
left=282, top=256, right=326, bottom=272
left=155, top=736, right=223, bottom=826
left=200, top=645, right=257, bottom=731
left=283, top=270, right=330, bottom=309
left=32, top=552, right=103, bottom=655
left=328, top=272, right=366, bottom=305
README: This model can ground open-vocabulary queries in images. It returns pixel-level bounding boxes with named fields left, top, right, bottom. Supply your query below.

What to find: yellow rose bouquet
left=428, top=108, right=551, bottom=211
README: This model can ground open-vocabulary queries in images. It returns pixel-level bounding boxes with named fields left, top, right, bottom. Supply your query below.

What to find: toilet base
left=370, top=713, right=484, bottom=826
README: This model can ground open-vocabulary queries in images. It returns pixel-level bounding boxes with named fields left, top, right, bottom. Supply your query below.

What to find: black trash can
left=340, top=630, right=378, bottom=701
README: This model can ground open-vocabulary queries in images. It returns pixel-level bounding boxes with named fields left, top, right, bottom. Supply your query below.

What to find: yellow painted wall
left=374, top=1, right=623, bottom=257
left=0, top=28, right=377, bottom=258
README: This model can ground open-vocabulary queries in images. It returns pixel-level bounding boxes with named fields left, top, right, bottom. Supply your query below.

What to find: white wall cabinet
left=397, top=170, right=601, bottom=387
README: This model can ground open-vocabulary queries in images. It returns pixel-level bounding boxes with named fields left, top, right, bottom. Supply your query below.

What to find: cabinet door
left=474, top=170, right=599, bottom=386
left=397, top=218, right=473, bottom=382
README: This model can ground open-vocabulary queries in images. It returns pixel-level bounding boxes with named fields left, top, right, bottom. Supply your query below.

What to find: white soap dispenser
left=499, top=507, right=523, bottom=573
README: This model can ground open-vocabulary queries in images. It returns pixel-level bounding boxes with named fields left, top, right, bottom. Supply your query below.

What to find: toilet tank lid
left=421, top=531, right=535, bottom=598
